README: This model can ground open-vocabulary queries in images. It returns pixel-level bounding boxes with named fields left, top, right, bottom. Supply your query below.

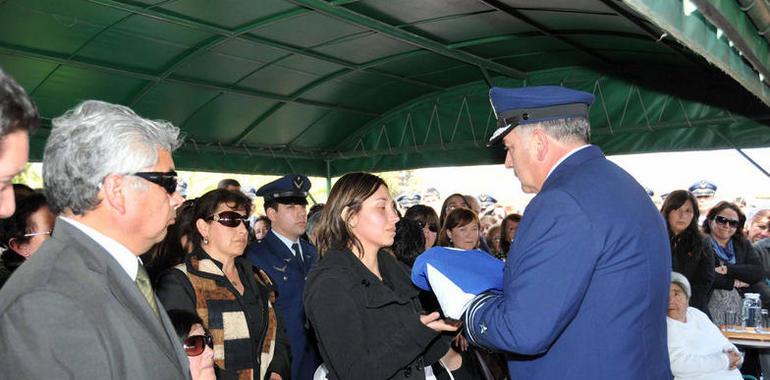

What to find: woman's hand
left=420, top=312, right=460, bottom=333
left=734, top=279, right=750, bottom=288
left=452, top=333, right=469, bottom=352
left=725, top=348, right=742, bottom=370
left=716, top=265, right=728, bottom=275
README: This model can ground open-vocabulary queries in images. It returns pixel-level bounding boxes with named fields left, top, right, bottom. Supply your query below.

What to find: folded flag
left=411, top=247, right=504, bottom=319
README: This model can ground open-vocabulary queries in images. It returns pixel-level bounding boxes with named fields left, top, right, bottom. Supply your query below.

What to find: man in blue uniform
left=246, top=174, right=320, bottom=380
left=463, top=86, right=671, bottom=378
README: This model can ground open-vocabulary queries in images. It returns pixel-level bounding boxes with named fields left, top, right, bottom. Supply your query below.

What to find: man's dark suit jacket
left=0, top=217, right=190, bottom=379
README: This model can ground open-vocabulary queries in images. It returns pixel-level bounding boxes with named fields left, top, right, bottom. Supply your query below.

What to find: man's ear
left=266, top=205, right=277, bottom=222
left=8, top=238, right=32, bottom=258
left=532, top=128, right=548, bottom=161
left=101, top=174, right=127, bottom=215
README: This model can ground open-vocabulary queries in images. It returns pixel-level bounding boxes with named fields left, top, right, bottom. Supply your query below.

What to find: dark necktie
left=292, top=242, right=304, bottom=264
left=136, top=264, right=160, bottom=318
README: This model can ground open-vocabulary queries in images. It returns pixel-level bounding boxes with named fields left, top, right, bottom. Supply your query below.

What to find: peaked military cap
left=256, top=174, right=311, bottom=205
left=395, top=192, right=422, bottom=209
left=688, top=180, right=717, bottom=197
left=477, top=194, right=498, bottom=209
left=487, top=85, right=595, bottom=147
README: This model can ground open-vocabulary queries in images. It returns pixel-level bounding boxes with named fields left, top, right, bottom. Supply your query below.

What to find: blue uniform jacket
left=465, top=145, right=671, bottom=378
left=246, top=230, right=320, bottom=380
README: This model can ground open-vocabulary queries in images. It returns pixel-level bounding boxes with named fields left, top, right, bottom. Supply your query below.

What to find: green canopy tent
left=1, top=0, right=769, bottom=188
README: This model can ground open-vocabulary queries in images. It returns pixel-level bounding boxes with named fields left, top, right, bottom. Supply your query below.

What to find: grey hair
left=43, top=100, right=182, bottom=215
left=516, top=116, right=590, bottom=144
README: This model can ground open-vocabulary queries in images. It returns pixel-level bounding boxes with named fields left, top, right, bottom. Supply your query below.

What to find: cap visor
left=486, top=124, right=515, bottom=147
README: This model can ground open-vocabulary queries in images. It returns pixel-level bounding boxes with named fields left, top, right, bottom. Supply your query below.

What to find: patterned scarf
left=710, top=236, right=736, bottom=265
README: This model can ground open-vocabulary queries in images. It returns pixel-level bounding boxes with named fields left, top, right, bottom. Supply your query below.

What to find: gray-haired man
left=0, top=101, right=190, bottom=379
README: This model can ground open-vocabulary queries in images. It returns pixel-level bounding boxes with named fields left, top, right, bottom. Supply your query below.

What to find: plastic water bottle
left=742, top=293, right=762, bottom=328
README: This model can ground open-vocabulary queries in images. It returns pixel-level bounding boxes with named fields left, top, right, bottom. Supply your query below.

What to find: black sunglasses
left=183, top=333, right=214, bottom=357
left=207, top=211, right=249, bottom=228
left=714, top=215, right=739, bottom=228
left=416, top=221, right=439, bottom=233
left=132, top=171, right=178, bottom=195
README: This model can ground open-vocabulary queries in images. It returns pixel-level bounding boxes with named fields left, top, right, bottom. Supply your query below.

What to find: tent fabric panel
left=0, top=1, right=126, bottom=56
left=181, top=94, right=280, bottom=142
left=238, top=63, right=321, bottom=97
left=172, top=49, right=268, bottom=85
left=31, top=66, right=147, bottom=118
left=345, top=0, right=491, bottom=26
left=410, top=11, right=535, bottom=43
left=158, top=0, right=297, bottom=30
left=623, top=0, right=770, bottom=107
left=132, top=82, right=220, bottom=127
left=75, top=16, right=211, bottom=73
left=248, top=11, right=366, bottom=49
left=312, top=33, right=419, bottom=65
left=242, top=103, right=330, bottom=146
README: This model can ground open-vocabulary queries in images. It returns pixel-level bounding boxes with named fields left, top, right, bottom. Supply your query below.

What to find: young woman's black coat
left=304, top=248, right=449, bottom=380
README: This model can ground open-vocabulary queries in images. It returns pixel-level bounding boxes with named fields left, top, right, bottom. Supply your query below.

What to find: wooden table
left=722, top=326, right=770, bottom=348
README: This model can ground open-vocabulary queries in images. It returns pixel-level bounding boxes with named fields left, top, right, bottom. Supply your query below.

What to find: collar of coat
left=179, top=248, right=251, bottom=284
left=318, top=248, right=420, bottom=308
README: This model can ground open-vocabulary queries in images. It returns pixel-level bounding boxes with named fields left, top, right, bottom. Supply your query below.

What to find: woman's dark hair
left=191, top=189, right=253, bottom=249
left=143, top=199, right=197, bottom=284
left=404, top=205, right=439, bottom=228
left=315, top=172, right=388, bottom=257
left=439, top=193, right=470, bottom=228
left=485, top=224, right=501, bottom=254
left=166, top=309, right=205, bottom=341
left=0, top=193, right=49, bottom=272
left=438, top=208, right=479, bottom=248
left=0, top=192, right=48, bottom=250
left=499, top=213, right=522, bottom=255
left=702, top=201, right=747, bottom=241
left=393, top=218, right=426, bottom=267
left=254, top=215, right=271, bottom=228
left=660, top=190, right=705, bottom=258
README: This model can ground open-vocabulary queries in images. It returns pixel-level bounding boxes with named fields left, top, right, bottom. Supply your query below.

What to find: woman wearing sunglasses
left=703, top=201, right=764, bottom=320
left=0, top=192, right=55, bottom=288
left=157, top=189, right=290, bottom=380
left=305, top=172, right=457, bottom=380
left=167, top=309, right=217, bottom=380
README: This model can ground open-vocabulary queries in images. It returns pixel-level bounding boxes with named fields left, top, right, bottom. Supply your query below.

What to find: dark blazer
left=465, top=145, right=671, bottom=378
left=712, top=237, right=764, bottom=291
left=0, top=217, right=190, bottom=379
left=671, top=234, right=715, bottom=313
left=304, top=248, right=449, bottom=380
left=245, top=230, right=320, bottom=380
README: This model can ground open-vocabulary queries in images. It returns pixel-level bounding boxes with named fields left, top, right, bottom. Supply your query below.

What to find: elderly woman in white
left=668, top=272, right=743, bottom=379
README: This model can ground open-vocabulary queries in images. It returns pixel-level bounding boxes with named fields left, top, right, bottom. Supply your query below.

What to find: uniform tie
left=292, top=242, right=304, bottom=264
left=136, top=264, right=160, bottom=318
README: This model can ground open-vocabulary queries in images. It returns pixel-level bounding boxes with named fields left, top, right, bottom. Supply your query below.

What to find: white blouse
left=667, top=307, right=742, bottom=380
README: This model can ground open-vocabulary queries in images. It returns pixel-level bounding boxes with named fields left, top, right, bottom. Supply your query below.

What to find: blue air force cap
left=688, top=180, right=717, bottom=197
left=487, top=86, right=595, bottom=147
left=256, top=174, right=311, bottom=205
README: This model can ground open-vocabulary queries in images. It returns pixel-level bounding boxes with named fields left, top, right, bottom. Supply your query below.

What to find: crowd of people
left=0, top=66, right=770, bottom=380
